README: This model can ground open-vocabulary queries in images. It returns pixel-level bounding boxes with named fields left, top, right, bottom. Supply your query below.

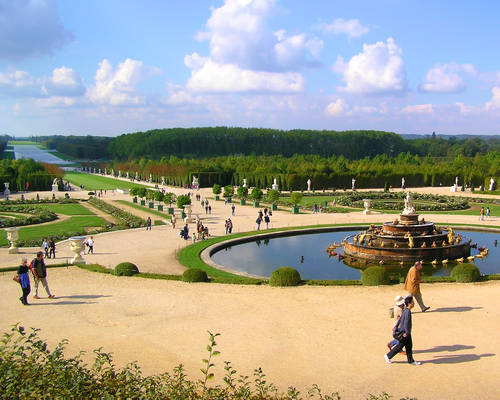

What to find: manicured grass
left=17, top=216, right=106, bottom=241
left=33, top=203, right=95, bottom=216
left=8, top=140, right=40, bottom=145
left=114, top=200, right=171, bottom=220
left=64, top=172, right=152, bottom=190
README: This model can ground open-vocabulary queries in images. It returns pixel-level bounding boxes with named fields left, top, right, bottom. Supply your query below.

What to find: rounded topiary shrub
left=269, top=267, right=301, bottom=287
left=182, top=268, right=209, bottom=283
left=361, top=266, right=390, bottom=286
left=114, top=262, right=139, bottom=276
left=450, top=263, right=480, bottom=282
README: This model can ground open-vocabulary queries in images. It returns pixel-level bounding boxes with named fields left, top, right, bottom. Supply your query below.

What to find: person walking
left=403, top=261, right=430, bottom=312
left=225, top=219, right=229, bottom=234
left=16, top=257, right=31, bottom=305
left=49, top=238, right=56, bottom=259
left=86, top=236, right=94, bottom=254
left=264, top=214, right=270, bottom=229
left=146, top=217, right=152, bottom=230
left=171, top=213, right=176, bottom=228
left=387, top=296, right=406, bottom=354
left=227, top=218, right=233, bottom=234
left=208, top=205, right=212, bottom=214
left=385, top=295, right=421, bottom=365
left=231, top=204, right=235, bottom=216
left=256, top=215, right=262, bottom=230
left=41, top=238, right=49, bottom=258
left=479, top=207, right=484, bottom=221
left=30, top=251, right=55, bottom=299
left=486, top=207, right=490, bottom=219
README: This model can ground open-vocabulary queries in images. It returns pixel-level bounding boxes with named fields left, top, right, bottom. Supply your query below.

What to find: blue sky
left=2, top=0, right=500, bottom=136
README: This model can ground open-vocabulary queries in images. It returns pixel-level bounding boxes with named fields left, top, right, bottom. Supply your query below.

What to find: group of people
left=255, top=208, right=272, bottom=230
left=41, top=238, right=56, bottom=259
left=15, top=252, right=55, bottom=305
left=384, top=261, right=430, bottom=365
left=201, top=200, right=212, bottom=214
left=479, top=207, right=491, bottom=221
left=224, top=218, right=233, bottom=234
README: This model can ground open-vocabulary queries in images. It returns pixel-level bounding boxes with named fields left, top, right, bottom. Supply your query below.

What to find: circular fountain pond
left=209, top=228, right=499, bottom=280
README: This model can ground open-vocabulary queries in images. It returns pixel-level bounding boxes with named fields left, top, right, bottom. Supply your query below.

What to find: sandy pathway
left=1, top=185, right=499, bottom=399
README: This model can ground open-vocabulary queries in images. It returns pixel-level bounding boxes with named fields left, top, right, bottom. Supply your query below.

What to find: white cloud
left=35, top=96, right=77, bottom=108
left=320, top=18, right=369, bottom=38
left=485, top=86, right=500, bottom=110
left=186, top=60, right=303, bottom=93
left=324, top=98, right=348, bottom=117
left=419, top=63, right=477, bottom=93
left=0, top=70, right=42, bottom=96
left=42, top=67, right=85, bottom=97
left=88, top=59, right=148, bottom=106
left=402, top=104, right=434, bottom=114
left=334, top=38, right=407, bottom=94
left=186, top=0, right=321, bottom=92
left=0, top=0, right=73, bottom=60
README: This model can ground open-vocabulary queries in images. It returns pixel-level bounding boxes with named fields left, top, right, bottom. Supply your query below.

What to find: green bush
left=450, top=263, right=480, bottom=282
left=176, top=194, right=191, bottom=209
left=361, top=266, right=390, bottom=286
left=269, top=267, right=301, bottom=287
left=182, top=268, right=209, bottom=282
left=114, top=262, right=139, bottom=276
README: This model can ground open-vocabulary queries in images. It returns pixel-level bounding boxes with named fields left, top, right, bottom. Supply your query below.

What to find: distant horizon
left=2, top=1, right=500, bottom=135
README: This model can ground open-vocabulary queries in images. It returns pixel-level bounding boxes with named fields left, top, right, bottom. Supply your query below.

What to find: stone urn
left=363, top=199, right=371, bottom=215
left=3, top=182, right=10, bottom=196
left=5, top=227, right=19, bottom=254
left=183, top=204, right=193, bottom=223
left=69, top=236, right=86, bottom=264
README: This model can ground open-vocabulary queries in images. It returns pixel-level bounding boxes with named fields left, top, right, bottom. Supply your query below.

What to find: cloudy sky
left=1, top=0, right=500, bottom=136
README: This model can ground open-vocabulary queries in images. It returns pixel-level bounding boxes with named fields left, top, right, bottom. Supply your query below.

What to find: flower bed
left=88, top=197, right=145, bottom=228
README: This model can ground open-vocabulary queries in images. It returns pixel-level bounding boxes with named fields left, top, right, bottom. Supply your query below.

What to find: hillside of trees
left=107, top=128, right=500, bottom=161
left=35, top=135, right=112, bottom=160
left=0, top=158, right=63, bottom=192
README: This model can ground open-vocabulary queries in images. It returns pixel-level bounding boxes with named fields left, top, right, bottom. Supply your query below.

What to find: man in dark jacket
left=384, top=295, right=421, bottom=365
left=30, top=251, right=55, bottom=299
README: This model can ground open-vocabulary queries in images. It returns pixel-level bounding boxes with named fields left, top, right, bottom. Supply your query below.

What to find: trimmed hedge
left=361, top=266, right=390, bottom=286
left=450, top=263, right=480, bottom=282
left=114, top=262, right=139, bottom=276
left=182, top=268, right=209, bottom=282
left=269, top=267, right=301, bottom=287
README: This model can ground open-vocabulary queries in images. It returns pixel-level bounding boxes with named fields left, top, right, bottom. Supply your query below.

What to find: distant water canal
left=211, top=230, right=500, bottom=280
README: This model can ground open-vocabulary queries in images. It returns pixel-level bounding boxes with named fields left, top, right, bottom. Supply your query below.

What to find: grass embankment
left=64, top=172, right=151, bottom=191
left=114, top=200, right=171, bottom=220
left=33, top=203, right=94, bottom=215
left=7, top=140, right=40, bottom=145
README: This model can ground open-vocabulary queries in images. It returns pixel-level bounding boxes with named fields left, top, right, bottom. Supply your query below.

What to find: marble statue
left=307, top=179, right=311, bottom=191
left=351, top=178, right=356, bottom=190
left=402, top=192, right=416, bottom=215
left=490, top=177, right=496, bottom=191
left=401, top=177, right=405, bottom=189
left=242, top=178, right=247, bottom=188
left=272, top=178, right=278, bottom=190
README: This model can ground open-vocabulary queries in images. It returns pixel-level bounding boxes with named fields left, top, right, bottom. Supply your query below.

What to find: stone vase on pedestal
left=183, top=204, right=193, bottom=223
left=363, top=199, right=371, bottom=215
left=69, top=236, right=86, bottom=264
left=5, top=227, right=19, bottom=254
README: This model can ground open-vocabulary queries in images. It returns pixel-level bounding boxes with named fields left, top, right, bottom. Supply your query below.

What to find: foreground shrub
left=1, top=325, right=407, bottom=399
left=182, top=268, right=209, bottom=282
left=269, top=267, right=301, bottom=287
left=361, top=266, right=390, bottom=286
left=450, top=263, right=480, bottom=282
left=114, top=262, right=139, bottom=276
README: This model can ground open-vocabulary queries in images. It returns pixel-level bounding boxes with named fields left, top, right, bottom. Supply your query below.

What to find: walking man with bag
left=30, top=251, right=55, bottom=299
left=403, top=261, right=430, bottom=312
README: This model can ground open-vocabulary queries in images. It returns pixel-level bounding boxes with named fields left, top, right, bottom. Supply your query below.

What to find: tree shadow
left=423, top=353, right=495, bottom=364
left=430, top=306, right=483, bottom=313
left=414, top=344, right=475, bottom=354
left=54, top=294, right=112, bottom=299
left=28, top=301, right=97, bottom=306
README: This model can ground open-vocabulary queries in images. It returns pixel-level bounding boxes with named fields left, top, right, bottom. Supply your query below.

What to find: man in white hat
left=387, top=296, right=406, bottom=352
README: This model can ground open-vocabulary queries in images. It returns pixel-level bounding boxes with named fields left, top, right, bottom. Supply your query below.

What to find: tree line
left=0, top=159, right=63, bottom=192
left=90, top=151, right=499, bottom=191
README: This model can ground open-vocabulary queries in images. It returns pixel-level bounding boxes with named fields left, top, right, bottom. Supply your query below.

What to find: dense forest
left=98, top=151, right=499, bottom=190
left=34, top=135, right=112, bottom=160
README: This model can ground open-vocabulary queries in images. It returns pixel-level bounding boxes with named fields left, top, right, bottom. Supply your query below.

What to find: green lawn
left=64, top=171, right=152, bottom=190
left=0, top=215, right=107, bottom=246
left=7, top=140, right=40, bottom=145
left=33, top=203, right=95, bottom=215
left=17, top=216, right=106, bottom=242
